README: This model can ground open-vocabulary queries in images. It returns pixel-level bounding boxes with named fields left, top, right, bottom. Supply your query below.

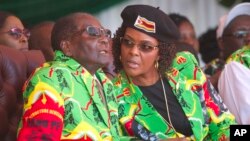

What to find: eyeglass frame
left=0, top=27, right=31, bottom=40
left=120, top=37, right=159, bottom=53
left=73, top=25, right=112, bottom=39
left=223, top=29, right=250, bottom=39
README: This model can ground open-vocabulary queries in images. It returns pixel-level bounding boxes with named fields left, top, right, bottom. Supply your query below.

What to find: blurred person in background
left=218, top=2, right=250, bottom=124
left=199, top=27, right=224, bottom=90
left=199, top=28, right=221, bottom=65
left=220, top=5, right=250, bottom=61
left=169, top=13, right=205, bottom=67
left=0, top=11, right=29, bottom=51
left=29, top=21, right=55, bottom=61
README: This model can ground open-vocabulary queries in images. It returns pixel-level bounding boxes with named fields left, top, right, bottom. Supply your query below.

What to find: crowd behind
left=0, top=2, right=250, bottom=141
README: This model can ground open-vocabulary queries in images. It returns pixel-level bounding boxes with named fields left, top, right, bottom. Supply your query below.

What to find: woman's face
left=0, top=16, right=29, bottom=51
left=120, top=27, right=159, bottom=78
left=179, top=21, right=199, bottom=52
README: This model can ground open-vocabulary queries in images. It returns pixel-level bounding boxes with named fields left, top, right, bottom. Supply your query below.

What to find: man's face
left=222, top=15, right=250, bottom=60
left=68, top=15, right=111, bottom=72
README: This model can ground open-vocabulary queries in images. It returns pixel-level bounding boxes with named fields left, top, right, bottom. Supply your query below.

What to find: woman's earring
left=155, top=61, right=159, bottom=69
left=119, top=56, right=122, bottom=61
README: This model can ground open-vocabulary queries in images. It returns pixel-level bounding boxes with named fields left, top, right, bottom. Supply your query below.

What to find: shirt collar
left=54, top=50, right=82, bottom=71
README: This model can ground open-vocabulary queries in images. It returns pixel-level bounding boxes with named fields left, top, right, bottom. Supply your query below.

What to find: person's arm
left=177, top=52, right=235, bottom=140
left=17, top=71, right=64, bottom=140
left=203, top=76, right=236, bottom=140
left=18, top=94, right=64, bottom=140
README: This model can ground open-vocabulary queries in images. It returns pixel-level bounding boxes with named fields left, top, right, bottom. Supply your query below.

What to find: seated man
left=17, top=12, right=122, bottom=140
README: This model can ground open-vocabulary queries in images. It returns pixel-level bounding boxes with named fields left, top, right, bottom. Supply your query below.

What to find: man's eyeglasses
left=120, top=37, right=158, bottom=53
left=77, top=26, right=112, bottom=38
left=1, top=27, right=31, bottom=40
left=224, top=30, right=250, bottom=39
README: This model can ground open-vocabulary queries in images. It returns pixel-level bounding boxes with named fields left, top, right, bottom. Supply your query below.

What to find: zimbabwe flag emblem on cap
left=134, top=15, right=156, bottom=33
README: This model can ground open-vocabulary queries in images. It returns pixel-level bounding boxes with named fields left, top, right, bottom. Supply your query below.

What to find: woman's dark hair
left=112, top=25, right=176, bottom=76
left=176, top=41, right=199, bottom=61
left=169, top=13, right=192, bottom=28
left=0, top=11, right=14, bottom=28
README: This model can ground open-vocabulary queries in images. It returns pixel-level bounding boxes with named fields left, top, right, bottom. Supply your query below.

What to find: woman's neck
left=132, top=70, right=160, bottom=86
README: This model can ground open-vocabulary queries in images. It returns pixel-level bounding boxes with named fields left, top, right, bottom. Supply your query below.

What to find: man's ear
left=60, top=40, right=73, bottom=56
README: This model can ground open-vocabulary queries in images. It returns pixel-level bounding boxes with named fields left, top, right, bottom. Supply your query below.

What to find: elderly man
left=17, top=12, right=121, bottom=140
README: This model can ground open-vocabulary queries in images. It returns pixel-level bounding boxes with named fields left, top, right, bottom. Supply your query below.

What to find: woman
left=169, top=13, right=199, bottom=53
left=112, top=5, right=235, bottom=141
left=169, top=13, right=205, bottom=67
left=0, top=11, right=29, bottom=51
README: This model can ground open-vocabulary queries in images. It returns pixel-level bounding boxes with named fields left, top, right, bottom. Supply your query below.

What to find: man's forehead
left=228, top=15, right=250, bottom=29
left=233, top=15, right=250, bottom=22
left=74, top=15, right=102, bottom=29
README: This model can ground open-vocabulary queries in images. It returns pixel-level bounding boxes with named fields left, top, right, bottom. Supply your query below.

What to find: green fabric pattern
left=227, top=45, right=250, bottom=68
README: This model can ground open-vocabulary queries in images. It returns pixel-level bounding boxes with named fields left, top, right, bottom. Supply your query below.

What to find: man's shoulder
left=30, top=61, right=74, bottom=81
left=227, top=46, right=250, bottom=68
left=36, top=61, right=71, bottom=72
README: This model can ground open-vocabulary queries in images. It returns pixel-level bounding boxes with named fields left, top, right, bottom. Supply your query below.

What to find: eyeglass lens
left=120, top=37, right=158, bottom=53
left=8, top=28, right=31, bottom=39
left=86, top=26, right=111, bottom=38
left=234, top=30, right=250, bottom=39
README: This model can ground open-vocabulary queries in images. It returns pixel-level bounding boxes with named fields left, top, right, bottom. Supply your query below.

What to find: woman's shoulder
left=172, top=51, right=199, bottom=70
left=168, top=51, right=205, bottom=82
left=111, top=72, right=143, bottom=103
